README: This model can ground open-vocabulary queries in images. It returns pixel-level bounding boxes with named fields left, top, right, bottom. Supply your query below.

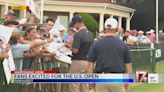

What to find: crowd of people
left=0, top=10, right=77, bottom=92
left=98, top=28, right=164, bottom=45
left=0, top=10, right=164, bottom=92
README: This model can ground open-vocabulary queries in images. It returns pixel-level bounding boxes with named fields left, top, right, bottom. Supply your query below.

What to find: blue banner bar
left=32, top=79, right=134, bottom=83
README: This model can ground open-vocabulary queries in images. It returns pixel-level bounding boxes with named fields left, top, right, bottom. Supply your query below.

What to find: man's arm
left=125, top=63, right=132, bottom=74
left=87, top=43, right=97, bottom=73
left=0, top=44, right=10, bottom=60
left=71, top=33, right=80, bottom=54
left=72, top=48, right=79, bottom=54
left=87, top=62, right=94, bottom=73
left=0, top=52, right=9, bottom=60
left=19, top=37, right=53, bottom=48
left=124, top=63, right=132, bottom=90
left=124, top=45, right=133, bottom=90
left=124, top=45, right=132, bottom=73
left=29, top=38, right=53, bottom=48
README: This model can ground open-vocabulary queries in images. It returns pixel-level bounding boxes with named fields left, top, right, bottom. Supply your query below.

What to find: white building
left=0, top=0, right=135, bottom=30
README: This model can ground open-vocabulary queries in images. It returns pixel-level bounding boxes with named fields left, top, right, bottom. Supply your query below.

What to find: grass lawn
left=156, top=61, right=164, bottom=74
left=128, top=61, right=164, bottom=92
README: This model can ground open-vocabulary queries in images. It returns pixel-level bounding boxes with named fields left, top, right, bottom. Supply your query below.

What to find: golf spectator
left=45, top=18, right=55, bottom=32
left=159, top=30, right=164, bottom=42
left=137, top=30, right=150, bottom=44
left=146, top=31, right=150, bottom=38
left=65, top=27, right=76, bottom=48
left=0, top=37, right=10, bottom=92
left=149, top=29, right=156, bottom=42
left=124, top=30, right=138, bottom=45
left=123, top=30, right=131, bottom=43
left=0, top=10, right=17, bottom=25
left=10, top=32, right=52, bottom=69
left=115, top=27, right=124, bottom=40
left=36, top=25, right=47, bottom=39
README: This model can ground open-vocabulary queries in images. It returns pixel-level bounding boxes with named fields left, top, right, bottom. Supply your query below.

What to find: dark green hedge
left=79, top=13, right=99, bottom=37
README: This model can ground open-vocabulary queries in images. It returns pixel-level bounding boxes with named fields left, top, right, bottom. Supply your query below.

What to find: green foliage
left=78, top=13, right=99, bottom=37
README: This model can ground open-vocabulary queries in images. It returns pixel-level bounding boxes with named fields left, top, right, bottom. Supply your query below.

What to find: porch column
left=69, top=11, right=74, bottom=22
left=99, top=13, right=104, bottom=32
left=118, top=16, right=122, bottom=28
left=126, top=17, right=130, bottom=30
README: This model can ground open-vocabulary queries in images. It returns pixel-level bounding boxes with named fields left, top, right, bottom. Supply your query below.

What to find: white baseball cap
left=19, top=18, right=27, bottom=24
left=150, top=29, right=155, bottom=33
left=105, top=18, right=118, bottom=29
left=59, top=25, right=66, bottom=31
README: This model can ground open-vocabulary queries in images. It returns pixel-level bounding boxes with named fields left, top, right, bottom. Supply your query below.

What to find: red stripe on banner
left=26, top=6, right=29, bottom=10
left=43, top=70, right=59, bottom=73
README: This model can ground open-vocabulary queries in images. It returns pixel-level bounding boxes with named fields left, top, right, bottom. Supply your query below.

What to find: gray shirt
left=11, top=43, right=30, bottom=58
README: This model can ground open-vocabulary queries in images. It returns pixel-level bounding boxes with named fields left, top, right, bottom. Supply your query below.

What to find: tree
left=78, top=13, right=99, bottom=37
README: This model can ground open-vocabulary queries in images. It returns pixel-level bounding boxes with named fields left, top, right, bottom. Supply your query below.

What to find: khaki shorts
left=96, top=83, right=125, bottom=92
left=69, top=60, right=89, bottom=92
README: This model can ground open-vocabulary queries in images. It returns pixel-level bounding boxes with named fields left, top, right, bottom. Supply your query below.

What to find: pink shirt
left=67, top=34, right=74, bottom=43
left=149, top=33, right=155, bottom=42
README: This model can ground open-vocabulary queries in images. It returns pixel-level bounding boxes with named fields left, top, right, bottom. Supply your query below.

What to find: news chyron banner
left=11, top=71, right=164, bottom=83
left=12, top=71, right=134, bottom=83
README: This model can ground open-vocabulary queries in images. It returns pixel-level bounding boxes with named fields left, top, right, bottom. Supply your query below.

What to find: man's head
left=117, top=27, right=124, bottom=33
left=37, top=26, right=46, bottom=37
left=69, top=16, right=84, bottom=31
left=125, top=30, right=131, bottom=36
left=131, top=30, right=137, bottom=36
left=45, top=18, right=55, bottom=31
left=58, top=25, right=66, bottom=37
left=4, top=10, right=16, bottom=20
left=25, top=27, right=38, bottom=38
left=11, top=32, right=24, bottom=44
left=138, top=30, right=144, bottom=36
left=104, top=18, right=118, bottom=34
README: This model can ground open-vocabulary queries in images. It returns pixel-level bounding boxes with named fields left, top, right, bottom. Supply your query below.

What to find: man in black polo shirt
left=87, top=18, right=132, bottom=92
left=69, top=16, right=94, bottom=92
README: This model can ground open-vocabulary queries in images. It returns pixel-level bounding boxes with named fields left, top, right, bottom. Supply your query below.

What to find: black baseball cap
left=36, top=26, right=46, bottom=32
left=3, top=20, right=19, bottom=26
left=69, top=16, right=83, bottom=27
